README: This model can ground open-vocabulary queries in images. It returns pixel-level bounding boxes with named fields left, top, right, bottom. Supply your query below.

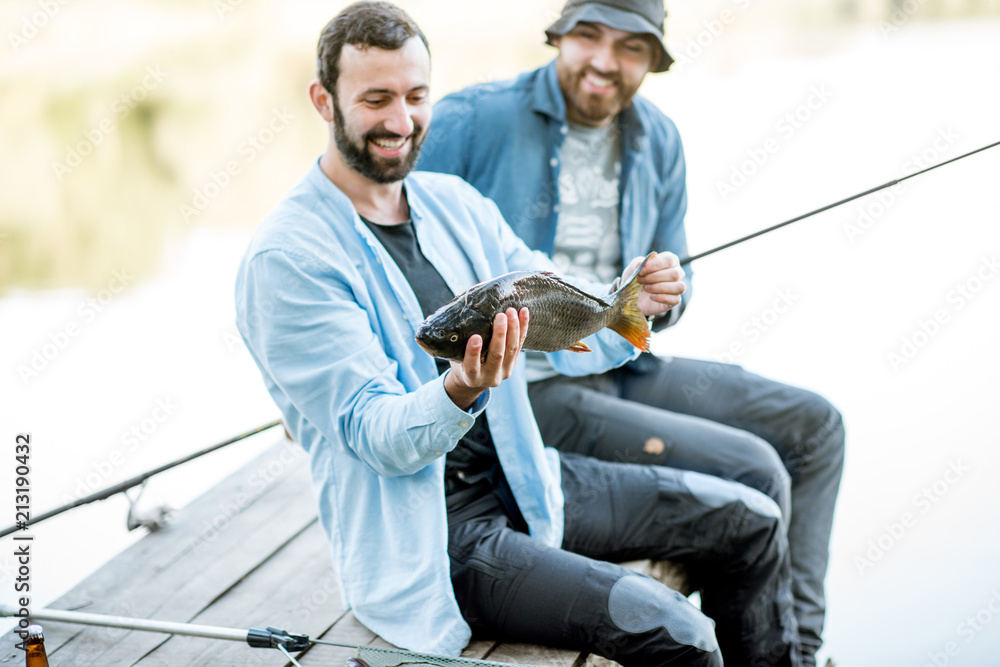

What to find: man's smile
left=369, top=134, right=410, bottom=157
left=582, top=70, right=618, bottom=93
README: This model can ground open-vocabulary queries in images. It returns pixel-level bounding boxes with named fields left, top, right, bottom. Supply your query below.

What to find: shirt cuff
left=438, top=369, right=491, bottom=414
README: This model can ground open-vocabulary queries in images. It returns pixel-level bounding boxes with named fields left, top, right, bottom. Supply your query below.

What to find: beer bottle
left=24, top=624, right=50, bottom=667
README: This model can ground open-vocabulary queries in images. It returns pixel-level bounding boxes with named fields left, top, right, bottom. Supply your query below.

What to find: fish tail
left=608, top=252, right=654, bottom=353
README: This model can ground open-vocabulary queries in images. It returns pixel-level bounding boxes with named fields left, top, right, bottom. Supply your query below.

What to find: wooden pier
left=0, top=436, right=686, bottom=667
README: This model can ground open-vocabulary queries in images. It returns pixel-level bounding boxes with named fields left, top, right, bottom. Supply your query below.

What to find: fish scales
left=495, top=273, right=615, bottom=352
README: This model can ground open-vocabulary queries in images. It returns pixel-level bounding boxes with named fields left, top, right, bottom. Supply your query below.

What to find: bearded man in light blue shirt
left=236, top=2, right=802, bottom=665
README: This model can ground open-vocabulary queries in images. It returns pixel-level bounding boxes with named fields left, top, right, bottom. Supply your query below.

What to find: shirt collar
left=532, top=59, right=568, bottom=121
left=306, top=158, right=425, bottom=225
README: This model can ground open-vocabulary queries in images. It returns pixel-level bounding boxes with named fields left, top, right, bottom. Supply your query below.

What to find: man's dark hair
left=317, top=1, right=429, bottom=96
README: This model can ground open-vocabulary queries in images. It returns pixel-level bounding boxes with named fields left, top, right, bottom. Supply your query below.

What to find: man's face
left=332, top=37, right=431, bottom=184
left=552, top=21, right=655, bottom=128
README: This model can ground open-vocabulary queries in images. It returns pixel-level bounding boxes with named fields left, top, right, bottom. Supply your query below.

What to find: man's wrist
left=442, top=369, right=484, bottom=411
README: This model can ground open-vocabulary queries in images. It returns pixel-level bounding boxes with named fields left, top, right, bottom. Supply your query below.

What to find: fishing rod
left=0, top=418, right=283, bottom=539
left=677, top=138, right=1000, bottom=266
left=0, top=603, right=324, bottom=666
left=0, top=604, right=534, bottom=667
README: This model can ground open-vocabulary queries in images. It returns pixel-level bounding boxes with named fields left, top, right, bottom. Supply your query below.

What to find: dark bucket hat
left=545, top=0, right=674, bottom=72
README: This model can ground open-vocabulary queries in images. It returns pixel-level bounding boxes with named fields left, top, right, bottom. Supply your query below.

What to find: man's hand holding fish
left=443, top=307, right=530, bottom=410
left=624, top=250, right=687, bottom=317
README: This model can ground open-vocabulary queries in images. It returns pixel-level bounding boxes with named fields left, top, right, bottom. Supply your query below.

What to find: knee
left=739, top=433, right=792, bottom=518
left=605, top=575, right=723, bottom=667
left=787, top=391, right=846, bottom=469
left=730, top=494, right=789, bottom=580
left=681, top=470, right=785, bottom=527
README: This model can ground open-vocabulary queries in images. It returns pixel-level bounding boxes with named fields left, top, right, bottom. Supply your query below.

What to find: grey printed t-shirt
left=526, top=121, right=623, bottom=382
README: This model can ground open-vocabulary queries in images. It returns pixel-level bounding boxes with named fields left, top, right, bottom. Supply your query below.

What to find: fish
left=414, top=253, right=654, bottom=362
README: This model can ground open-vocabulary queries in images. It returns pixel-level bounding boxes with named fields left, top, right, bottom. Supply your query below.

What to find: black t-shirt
left=359, top=215, right=528, bottom=531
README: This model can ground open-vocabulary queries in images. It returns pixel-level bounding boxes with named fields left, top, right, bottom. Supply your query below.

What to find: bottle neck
left=26, top=640, right=50, bottom=667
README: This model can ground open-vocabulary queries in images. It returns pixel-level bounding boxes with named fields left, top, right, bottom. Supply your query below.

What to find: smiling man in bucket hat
left=419, top=1, right=845, bottom=665
left=545, top=0, right=675, bottom=72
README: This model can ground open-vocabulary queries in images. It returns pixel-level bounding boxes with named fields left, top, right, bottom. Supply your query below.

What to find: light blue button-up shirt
left=234, top=163, right=639, bottom=655
left=418, top=59, right=693, bottom=333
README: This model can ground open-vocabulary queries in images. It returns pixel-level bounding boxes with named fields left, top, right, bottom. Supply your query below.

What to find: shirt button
left=553, top=205, right=561, bottom=213
left=550, top=157, right=558, bottom=167
left=560, top=125, right=568, bottom=135
left=459, top=421, right=469, bottom=428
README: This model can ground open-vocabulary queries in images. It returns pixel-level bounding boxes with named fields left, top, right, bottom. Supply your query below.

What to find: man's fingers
left=463, top=334, right=484, bottom=372
left=459, top=308, right=528, bottom=389
left=634, top=251, right=677, bottom=275
left=640, top=264, right=684, bottom=282
left=500, top=308, right=520, bottom=365
left=485, top=312, right=508, bottom=367
left=641, top=277, right=687, bottom=295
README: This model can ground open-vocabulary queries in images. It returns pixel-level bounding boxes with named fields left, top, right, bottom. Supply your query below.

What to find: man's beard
left=333, top=99, right=424, bottom=184
left=558, top=66, right=640, bottom=127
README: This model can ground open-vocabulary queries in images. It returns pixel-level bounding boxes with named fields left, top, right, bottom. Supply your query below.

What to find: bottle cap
left=26, top=624, right=44, bottom=639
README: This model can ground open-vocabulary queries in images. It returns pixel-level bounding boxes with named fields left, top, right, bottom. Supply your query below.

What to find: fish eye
left=449, top=334, right=459, bottom=342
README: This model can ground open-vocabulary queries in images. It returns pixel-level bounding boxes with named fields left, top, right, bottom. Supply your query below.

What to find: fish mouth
left=414, top=335, right=436, bottom=357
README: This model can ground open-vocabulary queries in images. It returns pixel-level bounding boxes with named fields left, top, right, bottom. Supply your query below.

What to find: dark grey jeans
left=448, top=453, right=801, bottom=667
left=527, top=355, right=845, bottom=666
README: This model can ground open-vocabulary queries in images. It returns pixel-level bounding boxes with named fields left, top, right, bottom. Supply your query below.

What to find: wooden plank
left=462, top=638, right=499, bottom=659
left=132, top=520, right=343, bottom=666
left=619, top=559, right=691, bottom=596
left=0, top=437, right=316, bottom=665
left=486, top=642, right=582, bottom=667
left=50, top=457, right=317, bottom=665
left=293, top=612, right=378, bottom=667
left=581, top=656, right=622, bottom=667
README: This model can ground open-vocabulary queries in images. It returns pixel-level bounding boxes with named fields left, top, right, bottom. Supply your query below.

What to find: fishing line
left=678, top=138, right=1000, bottom=266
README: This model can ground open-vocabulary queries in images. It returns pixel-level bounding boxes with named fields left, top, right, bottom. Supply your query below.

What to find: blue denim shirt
left=234, top=163, right=639, bottom=655
left=418, top=59, right=692, bottom=331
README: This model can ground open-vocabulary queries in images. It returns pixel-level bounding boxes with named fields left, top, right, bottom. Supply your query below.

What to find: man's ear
left=309, top=80, right=335, bottom=122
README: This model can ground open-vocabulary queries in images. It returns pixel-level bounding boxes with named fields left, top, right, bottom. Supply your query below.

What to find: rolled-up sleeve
left=237, top=248, right=475, bottom=478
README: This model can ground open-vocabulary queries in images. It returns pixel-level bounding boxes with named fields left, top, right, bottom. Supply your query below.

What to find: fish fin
left=564, top=341, right=592, bottom=353
left=609, top=252, right=654, bottom=353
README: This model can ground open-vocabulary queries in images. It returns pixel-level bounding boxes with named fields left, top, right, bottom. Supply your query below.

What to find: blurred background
left=2, top=0, right=999, bottom=664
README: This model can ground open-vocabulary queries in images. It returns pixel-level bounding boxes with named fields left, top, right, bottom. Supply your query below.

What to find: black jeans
left=527, top=355, right=845, bottom=665
left=447, top=453, right=800, bottom=667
